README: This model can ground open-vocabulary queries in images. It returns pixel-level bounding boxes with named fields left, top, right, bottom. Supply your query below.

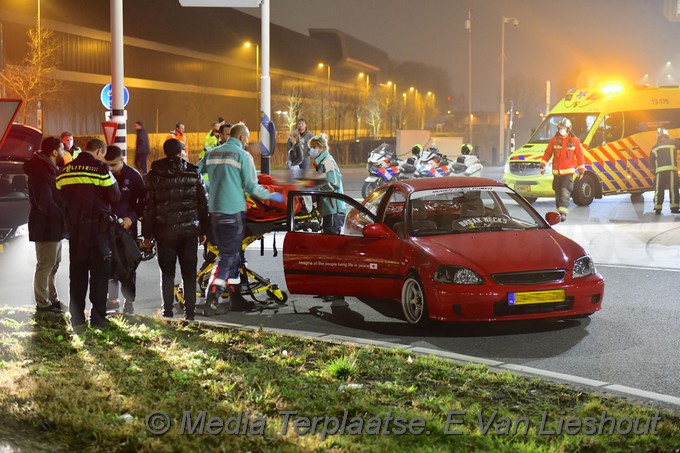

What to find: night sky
left=245, top=0, right=680, bottom=112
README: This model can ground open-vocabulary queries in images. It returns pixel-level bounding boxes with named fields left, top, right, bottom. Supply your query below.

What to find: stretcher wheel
left=266, top=287, right=288, bottom=304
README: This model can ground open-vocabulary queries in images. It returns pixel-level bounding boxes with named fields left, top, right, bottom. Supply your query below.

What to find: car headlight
left=13, top=223, right=29, bottom=238
left=573, top=255, right=595, bottom=278
left=434, top=266, right=485, bottom=284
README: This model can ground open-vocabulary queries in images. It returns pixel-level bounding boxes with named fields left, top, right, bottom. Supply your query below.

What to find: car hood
left=419, top=229, right=583, bottom=274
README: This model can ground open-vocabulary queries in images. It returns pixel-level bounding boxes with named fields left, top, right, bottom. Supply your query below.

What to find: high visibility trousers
left=653, top=170, right=679, bottom=211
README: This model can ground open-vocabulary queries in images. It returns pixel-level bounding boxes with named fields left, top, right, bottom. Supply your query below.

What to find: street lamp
left=318, top=63, right=331, bottom=131
left=465, top=7, right=472, bottom=144
left=499, top=15, right=519, bottom=164
left=358, top=72, right=369, bottom=90
left=244, top=41, right=259, bottom=126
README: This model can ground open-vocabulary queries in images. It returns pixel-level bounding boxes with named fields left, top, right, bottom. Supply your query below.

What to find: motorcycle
left=416, top=146, right=453, bottom=178
left=362, top=143, right=402, bottom=198
left=450, top=154, right=483, bottom=177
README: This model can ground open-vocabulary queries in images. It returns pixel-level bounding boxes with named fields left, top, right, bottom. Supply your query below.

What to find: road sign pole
left=110, top=0, right=127, bottom=161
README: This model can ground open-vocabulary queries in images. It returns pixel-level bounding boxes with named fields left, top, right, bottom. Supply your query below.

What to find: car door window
left=288, top=191, right=379, bottom=237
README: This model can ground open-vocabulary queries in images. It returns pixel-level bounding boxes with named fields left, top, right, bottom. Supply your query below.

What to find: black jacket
left=111, top=163, right=145, bottom=237
left=56, top=152, right=121, bottom=259
left=23, top=152, right=65, bottom=242
left=143, top=156, right=209, bottom=241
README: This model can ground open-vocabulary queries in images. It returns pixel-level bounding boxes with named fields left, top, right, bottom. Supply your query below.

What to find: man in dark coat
left=143, top=138, right=209, bottom=321
left=57, top=138, right=120, bottom=329
left=104, top=145, right=145, bottom=314
left=23, top=136, right=66, bottom=313
left=134, top=121, right=151, bottom=176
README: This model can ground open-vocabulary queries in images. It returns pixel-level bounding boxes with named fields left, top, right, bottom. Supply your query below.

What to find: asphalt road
left=2, top=165, right=680, bottom=403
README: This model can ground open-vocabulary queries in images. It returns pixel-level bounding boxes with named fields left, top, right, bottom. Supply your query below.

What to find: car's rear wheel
left=401, top=273, right=429, bottom=326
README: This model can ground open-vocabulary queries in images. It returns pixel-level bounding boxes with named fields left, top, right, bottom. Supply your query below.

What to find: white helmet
left=558, top=118, right=572, bottom=130
left=657, top=128, right=669, bottom=139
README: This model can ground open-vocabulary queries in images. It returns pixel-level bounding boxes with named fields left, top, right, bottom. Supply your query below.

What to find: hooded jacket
left=23, top=152, right=65, bottom=242
left=143, top=156, right=209, bottom=240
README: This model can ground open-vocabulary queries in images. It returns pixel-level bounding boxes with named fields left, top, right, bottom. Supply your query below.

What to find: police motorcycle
left=449, top=143, right=483, bottom=177
left=415, top=145, right=453, bottom=178
left=361, top=143, right=403, bottom=198
left=395, top=144, right=423, bottom=181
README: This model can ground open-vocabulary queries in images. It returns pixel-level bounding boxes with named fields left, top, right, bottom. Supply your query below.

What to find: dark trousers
left=108, top=272, right=136, bottom=303
left=69, top=245, right=110, bottom=326
left=653, top=171, right=679, bottom=211
left=210, top=212, right=245, bottom=285
left=134, top=153, right=148, bottom=176
left=157, top=235, right=198, bottom=317
left=552, top=174, right=575, bottom=215
left=322, top=213, right=345, bottom=234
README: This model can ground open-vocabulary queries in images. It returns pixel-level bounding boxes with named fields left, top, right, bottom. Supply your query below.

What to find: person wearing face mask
left=104, top=145, right=146, bottom=314
left=202, top=123, right=285, bottom=314
left=60, top=131, right=81, bottom=165
left=539, top=118, right=585, bottom=222
left=309, top=133, right=345, bottom=234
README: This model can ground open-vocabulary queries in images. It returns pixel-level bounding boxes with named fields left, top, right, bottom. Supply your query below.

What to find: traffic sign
left=102, top=121, right=119, bottom=146
left=0, top=99, right=22, bottom=148
left=100, top=84, right=129, bottom=109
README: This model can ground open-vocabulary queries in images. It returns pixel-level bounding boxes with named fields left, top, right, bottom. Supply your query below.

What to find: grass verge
left=0, top=306, right=679, bottom=452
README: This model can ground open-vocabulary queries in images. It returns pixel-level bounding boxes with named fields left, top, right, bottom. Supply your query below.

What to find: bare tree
left=365, top=92, right=384, bottom=139
left=283, top=85, right=303, bottom=132
left=0, top=25, right=61, bottom=125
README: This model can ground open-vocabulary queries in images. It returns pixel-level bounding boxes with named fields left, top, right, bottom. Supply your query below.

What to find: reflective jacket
left=56, top=152, right=120, bottom=259
left=649, top=137, right=680, bottom=174
left=541, top=133, right=585, bottom=176
left=204, top=137, right=274, bottom=215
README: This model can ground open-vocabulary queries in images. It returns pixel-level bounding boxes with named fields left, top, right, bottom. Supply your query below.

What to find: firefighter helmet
left=657, top=128, right=670, bottom=139
left=558, top=118, right=572, bottom=131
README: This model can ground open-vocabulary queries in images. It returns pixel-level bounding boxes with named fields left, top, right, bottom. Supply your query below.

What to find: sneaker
left=654, top=209, right=661, bottom=215
left=50, top=300, right=64, bottom=312
left=106, top=299, right=120, bottom=311
left=206, top=284, right=225, bottom=305
left=123, top=302, right=135, bottom=315
left=671, top=209, right=680, bottom=214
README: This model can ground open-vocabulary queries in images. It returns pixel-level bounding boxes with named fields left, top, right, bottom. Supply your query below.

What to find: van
left=502, top=84, right=680, bottom=205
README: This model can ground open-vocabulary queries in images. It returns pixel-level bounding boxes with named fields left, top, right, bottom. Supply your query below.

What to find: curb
left=193, top=318, right=680, bottom=412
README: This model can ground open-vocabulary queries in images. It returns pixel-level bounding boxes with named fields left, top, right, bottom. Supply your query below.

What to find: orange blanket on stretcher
left=245, top=174, right=303, bottom=222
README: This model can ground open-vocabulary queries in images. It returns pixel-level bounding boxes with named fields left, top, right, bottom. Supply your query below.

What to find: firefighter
left=649, top=128, right=680, bottom=215
left=540, top=118, right=585, bottom=221
left=56, top=138, right=121, bottom=329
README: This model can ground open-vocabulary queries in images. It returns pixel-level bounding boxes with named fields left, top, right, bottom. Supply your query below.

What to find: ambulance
left=503, top=84, right=680, bottom=205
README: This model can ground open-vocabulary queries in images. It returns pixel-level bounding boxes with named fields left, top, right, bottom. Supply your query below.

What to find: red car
left=282, top=177, right=604, bottom=326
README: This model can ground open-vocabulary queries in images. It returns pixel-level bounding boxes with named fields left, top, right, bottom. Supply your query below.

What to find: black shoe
left=90, top=317, right=111, bottom=329
left=106, top=299, right=120, bottom=312
left=654, top=209, right=661, bottom=215
left=50, top=300, right=64, bottom=312
left=671, top=209, right=680, bottom=214
left=184, top=313, right=195, bottom=321
left=206, top=285, right=225, bottom=305
left=36, top=304, right=60, bottom=313
left=162, top=310, right=173, bottom=318
left=123, top=302, right=135, bottom=315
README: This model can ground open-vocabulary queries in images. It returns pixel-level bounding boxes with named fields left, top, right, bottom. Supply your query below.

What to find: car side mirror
left=545, top=212, right=561, bottom=225
left=363, top=223, right=396, bottom=239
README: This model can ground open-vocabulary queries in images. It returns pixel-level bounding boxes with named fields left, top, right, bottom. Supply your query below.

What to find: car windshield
left=408, top=186, right=547, bottom=235
left=527, top=113, right=598, bottom=144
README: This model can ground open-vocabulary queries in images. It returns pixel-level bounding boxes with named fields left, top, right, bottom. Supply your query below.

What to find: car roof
left=388, top=176, right=506, bottom=193
left=0, top=123, right=42, bottom=163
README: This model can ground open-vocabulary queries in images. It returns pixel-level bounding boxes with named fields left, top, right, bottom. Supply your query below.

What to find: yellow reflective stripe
left=56, top=171, right=116, bottom=188
left=656, top=165, right=678, bottom=172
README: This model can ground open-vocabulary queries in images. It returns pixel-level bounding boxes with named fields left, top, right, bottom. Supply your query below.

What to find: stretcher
left=173, top=174, right=322, bottom=316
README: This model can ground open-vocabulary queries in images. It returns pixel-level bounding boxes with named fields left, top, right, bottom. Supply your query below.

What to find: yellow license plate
left=0, top=243, right=4, bottom=253
left=508, top=289, right=565, bottom=305
left=515, top=184, right=531, bottom=192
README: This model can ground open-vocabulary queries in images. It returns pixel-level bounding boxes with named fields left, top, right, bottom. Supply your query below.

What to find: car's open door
left=282, top=190, right=403, bottom=299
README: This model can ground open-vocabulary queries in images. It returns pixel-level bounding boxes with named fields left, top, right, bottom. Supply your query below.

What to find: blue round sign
left=100, top=83, right=129, bottom=109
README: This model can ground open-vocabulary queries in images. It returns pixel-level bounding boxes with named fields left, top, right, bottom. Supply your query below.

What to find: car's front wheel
left=401, top=274, right=429, bottom=326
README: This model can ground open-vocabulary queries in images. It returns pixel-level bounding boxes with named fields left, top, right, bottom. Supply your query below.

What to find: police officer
left=649, top=128, right=680, bottom=215
left=57, top=138, right=121, bottom=329
left=540, top=118, right=585, bottom=221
